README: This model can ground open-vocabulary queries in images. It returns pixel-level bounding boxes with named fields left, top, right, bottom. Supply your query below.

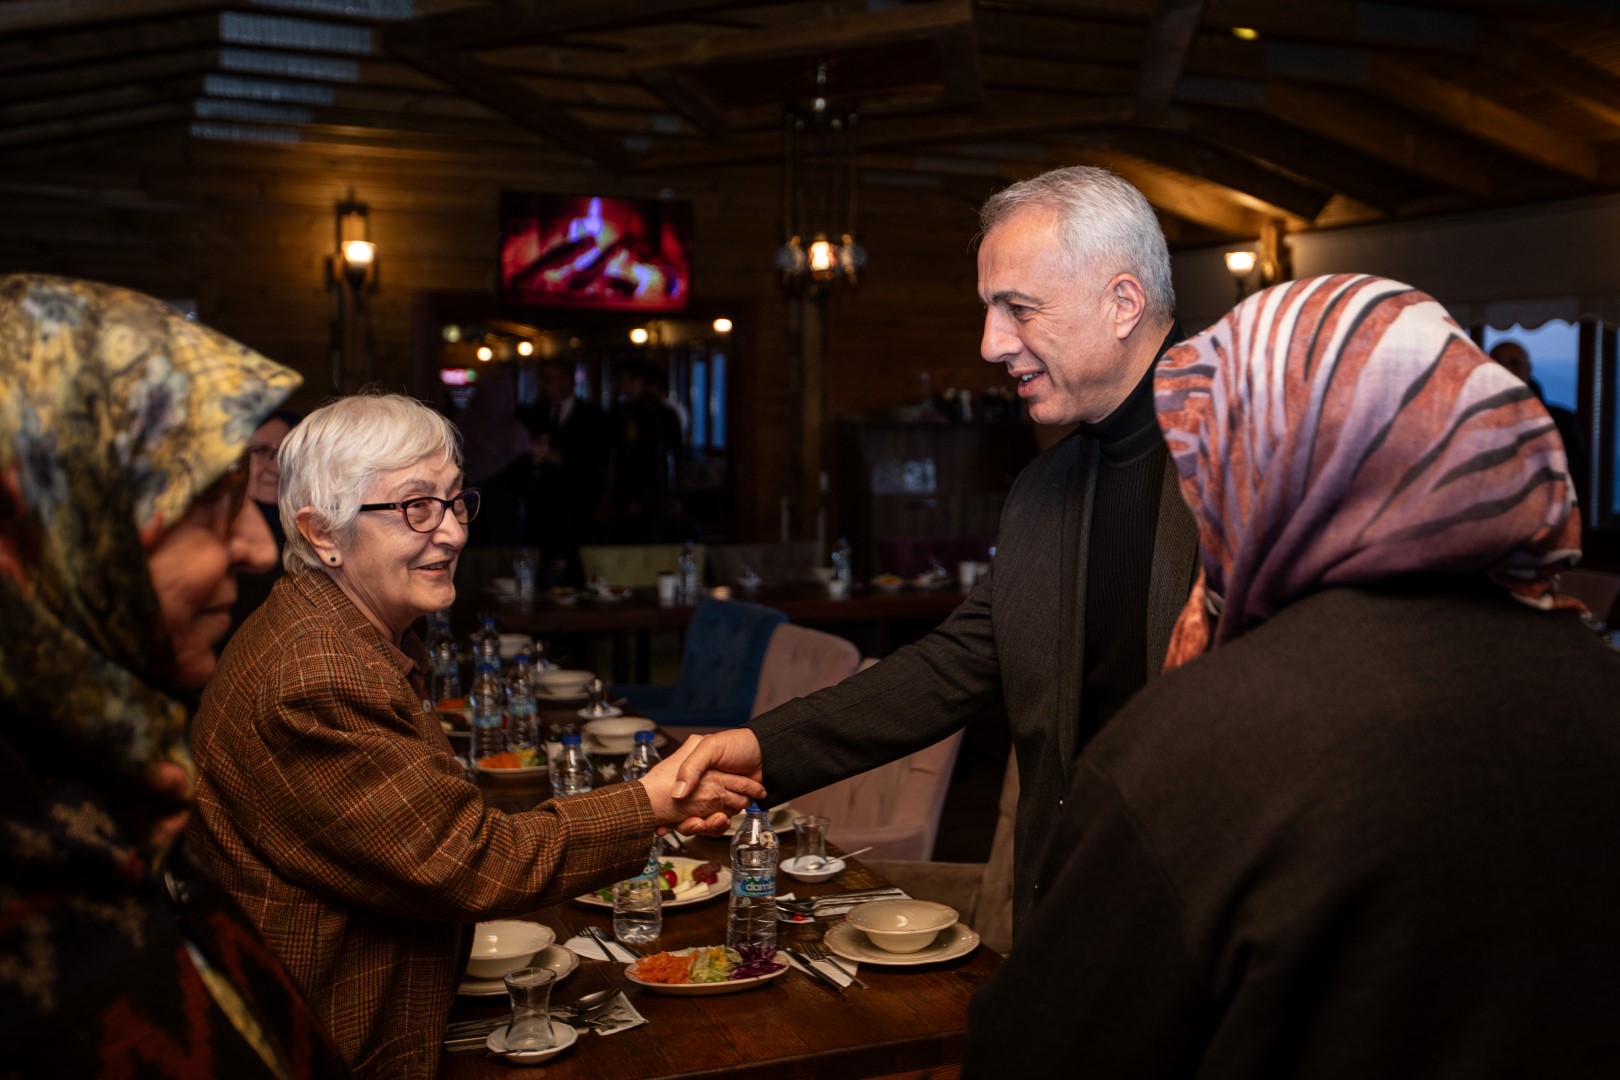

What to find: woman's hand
left=638, top=734, right=765, bottom=830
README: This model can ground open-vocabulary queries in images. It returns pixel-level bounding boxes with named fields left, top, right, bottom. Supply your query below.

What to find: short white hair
left=279, top=391, right=462, bottom=573
left=979, top=165, right=1175, bottom=323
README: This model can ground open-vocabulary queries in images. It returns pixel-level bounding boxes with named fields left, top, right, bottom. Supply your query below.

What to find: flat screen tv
left=498, top=192, right=692, bottom=313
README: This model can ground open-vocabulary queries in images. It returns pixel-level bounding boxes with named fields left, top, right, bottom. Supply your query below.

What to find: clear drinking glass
left=613, top=874, right=663, bottom=945
left=502, top=966, right=556, bottom=1051
left=792, top=814, right=830, bottom=867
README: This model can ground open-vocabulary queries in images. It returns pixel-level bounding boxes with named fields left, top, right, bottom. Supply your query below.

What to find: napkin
left=563, top=933, right=638, bottom=963
left=584, top=991, right=648, bottom=1036
left=783, top=948, right=858, bottom=989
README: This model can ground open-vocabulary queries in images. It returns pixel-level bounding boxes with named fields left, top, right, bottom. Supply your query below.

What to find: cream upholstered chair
left=781, top=656, right=965, bottom=864
left=579, top=543, right=705, bottom=588
left=868, top=753, right=1018, bottom=956
left=750, top=623, right=862, bottom=716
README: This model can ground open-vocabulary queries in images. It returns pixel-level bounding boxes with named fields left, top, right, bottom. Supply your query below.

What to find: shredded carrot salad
left=631, top=952, right=694, bottom=984
left=478, top=752, right=523, bottom=769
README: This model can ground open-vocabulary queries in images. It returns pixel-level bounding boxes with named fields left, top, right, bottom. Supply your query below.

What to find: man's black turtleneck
left=1074, top=324, right=1182, bottom=748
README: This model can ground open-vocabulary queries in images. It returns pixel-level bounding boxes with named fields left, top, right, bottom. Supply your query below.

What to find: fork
left=802, top=941, right=868, bottom=989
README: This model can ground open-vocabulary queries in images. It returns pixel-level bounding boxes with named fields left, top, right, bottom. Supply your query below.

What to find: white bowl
left=465, top=920, right=557, bottom=979
left=497, top=633, right=533, bottom=660
left=845, top=899, right=958, bottom=954
left=536, top=669, right=593, bottom=697
left=583, top=715, right=655, bottom=752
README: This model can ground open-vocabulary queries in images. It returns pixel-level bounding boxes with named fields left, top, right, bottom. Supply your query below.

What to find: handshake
left=635, top=729, right=767, bottom=835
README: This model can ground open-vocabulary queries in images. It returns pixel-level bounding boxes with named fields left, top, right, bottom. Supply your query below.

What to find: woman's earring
left=329, top=555, right=339, bottom=565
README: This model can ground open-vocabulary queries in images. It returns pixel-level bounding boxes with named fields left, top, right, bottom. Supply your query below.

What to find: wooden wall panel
left=0, top=138, right=1027, bottom=546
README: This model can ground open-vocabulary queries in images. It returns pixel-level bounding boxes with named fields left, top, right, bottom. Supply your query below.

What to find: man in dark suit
left=675, top=165, right=1200, bottom=938
left=527, top=359, right=606, bottom=585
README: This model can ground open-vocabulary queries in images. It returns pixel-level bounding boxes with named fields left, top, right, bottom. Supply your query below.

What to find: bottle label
left=732, top=874, right=774, bottom=898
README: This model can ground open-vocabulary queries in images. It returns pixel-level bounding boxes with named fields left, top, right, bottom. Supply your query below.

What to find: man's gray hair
left=278, top=391, right=462, bottom=573
left=979, top=166, right=1175, bottom=322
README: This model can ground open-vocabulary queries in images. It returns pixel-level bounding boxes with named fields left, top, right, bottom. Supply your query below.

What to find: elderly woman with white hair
left=187, top=391, right=762, bottom=1080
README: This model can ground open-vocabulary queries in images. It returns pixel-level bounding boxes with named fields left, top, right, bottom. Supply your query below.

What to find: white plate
left=575, top=855, right=729, bottom=909
left=623, top=949, right=789, bottom=995
left=475, top=760, right=547, bottom=777
left=487, top=1020, right=577, bottom=1063
left=579, top=706, right=626, bottom=721
left=780, top=855, right=846, bottom=883
left=458, top=944, right=578, bottom=996
left=823, top=920, right=981, bottom=966
left=535, top=689, right=589, bottom=703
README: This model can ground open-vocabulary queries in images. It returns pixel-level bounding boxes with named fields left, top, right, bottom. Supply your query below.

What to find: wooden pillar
left=784, top=291, right=827, bottom=546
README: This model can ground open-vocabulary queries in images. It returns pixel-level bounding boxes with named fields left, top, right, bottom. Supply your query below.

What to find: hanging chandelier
left=776, top=64, right=866, bottom=294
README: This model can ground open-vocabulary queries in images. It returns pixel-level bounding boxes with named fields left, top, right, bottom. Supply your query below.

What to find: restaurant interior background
left=4, top=0, right=1620, bottom=574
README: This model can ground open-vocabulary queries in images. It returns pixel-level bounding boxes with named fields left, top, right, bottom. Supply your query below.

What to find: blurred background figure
left=526, top=359, right=606, bottom=586
left=228, top=407, right=301, bottom=640
left=455, top=362, right=539, bottom=549
left=966, top=275, right=1620, bottom=1076
left=1489, top=339, right=1591, bottom=504
left=0, top=275, right=350, bottom=1078
left=607, top=360, right=686, bottom=542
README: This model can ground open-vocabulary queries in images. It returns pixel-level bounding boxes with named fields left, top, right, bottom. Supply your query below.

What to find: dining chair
left=614, top=597, right=786, bottom=729
left=750, top=623, right=861, bottom=716
left=866, top=752, right=1018, bottom=956
left=580, top=543, right=706, bottom=588
left=784, top=657, right=965, bottom=865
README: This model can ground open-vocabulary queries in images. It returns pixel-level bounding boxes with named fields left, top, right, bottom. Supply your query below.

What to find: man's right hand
left=671, top=728, right=763, bottom=835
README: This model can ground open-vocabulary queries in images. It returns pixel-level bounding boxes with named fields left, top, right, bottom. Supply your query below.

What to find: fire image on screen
left=499, top=194, right=691, bottom=312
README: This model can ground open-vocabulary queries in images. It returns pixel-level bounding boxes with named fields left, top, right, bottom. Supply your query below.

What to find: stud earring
left=329, top=556, right=339, bottom=565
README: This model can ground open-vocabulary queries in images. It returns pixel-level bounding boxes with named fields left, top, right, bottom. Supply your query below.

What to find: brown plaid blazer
left=187, top=570, right=654, bottom=1079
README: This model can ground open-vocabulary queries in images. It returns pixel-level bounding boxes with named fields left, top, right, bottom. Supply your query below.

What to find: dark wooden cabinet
left=835, top=419, right=1040, bottom=579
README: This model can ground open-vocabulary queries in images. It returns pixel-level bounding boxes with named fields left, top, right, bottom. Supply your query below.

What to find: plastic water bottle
left=613, top=838, right=663, bottom=946
left=677, top=541, right=700, bottom=603
left=471, top=613, right=501, bottom=669
left=552, top=731, right=593, bottom=797
left=832, top=536, right=854, bottom=586
left=726, top=802, right=779, bottom=953
left=470, top=660, right=505, bottom=764
left=426, top=611, right=461, bottom=705
left=506, top=653, right=540, bottom=752
left=621, top=730, right=661, bottom=783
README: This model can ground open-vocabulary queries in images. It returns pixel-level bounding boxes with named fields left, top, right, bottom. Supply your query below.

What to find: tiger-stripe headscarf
left=1155, top=274, right=1582, bottom=671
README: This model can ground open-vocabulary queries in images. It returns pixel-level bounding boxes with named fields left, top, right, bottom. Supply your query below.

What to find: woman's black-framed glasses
left=357, top=488, right=481, bottom=533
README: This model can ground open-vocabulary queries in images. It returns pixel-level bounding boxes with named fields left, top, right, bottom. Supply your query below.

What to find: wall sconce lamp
left=1224, top=249, right=1258, bottom=301
left=331, top=202, right=377, bottom=299
left=328, top=198, right=377, bottom=393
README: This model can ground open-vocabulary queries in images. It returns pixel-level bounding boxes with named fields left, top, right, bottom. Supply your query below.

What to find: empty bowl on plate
left=845, top=899, right=958, bottom=953
left=497, top=633, right=533, bottom=660
left=465, top=920, right=557, bottom=979
left=583, top=715, right=655, bottom=752
left=536, top=669, right=593, bottom=697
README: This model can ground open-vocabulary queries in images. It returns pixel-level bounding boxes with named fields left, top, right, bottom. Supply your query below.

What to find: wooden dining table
left=459, top=581, right=968, bottom=681
left=447, top=764, right=1001, bottom=1079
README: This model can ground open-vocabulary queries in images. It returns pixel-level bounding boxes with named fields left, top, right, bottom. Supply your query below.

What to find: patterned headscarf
left=1156, top=274, right=1581, bottom=670
left=0, top=275, right=300, bottom=795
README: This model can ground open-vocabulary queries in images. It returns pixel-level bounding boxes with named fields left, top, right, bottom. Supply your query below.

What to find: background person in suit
left=674, top=165, right=1200, bottom=938
left=527, top=358, right=606, bottom=586
left=965, top=276, right=1620, bottom=1075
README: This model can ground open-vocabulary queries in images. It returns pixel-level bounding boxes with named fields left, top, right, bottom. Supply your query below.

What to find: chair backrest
left=579, top=543, right=705, bottom=588
left=709, top=541, right=823, bottom=588
left=750, top=624, right=862, bottom=717
left=1561, top=567, right=1620, bottom=625
left=668, top=598, right=788, bottom=711
left=791, top=654, right=965, bottom=861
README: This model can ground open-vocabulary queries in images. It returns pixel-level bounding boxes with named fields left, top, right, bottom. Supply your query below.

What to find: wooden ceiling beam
left=0, top=46, right=214, bottom=103
left=1101, top=129, right=1329, bottom=220
left=0, top=11, right=217, bottom=72
left=0, top=77, right=203, bottom=129
left=1175, top=106, right=1413, bottom=213
left=1473, top=18, right=1620, bottom=130
left=1063, top=146, right=1263, bottom=236
left=386, top=42, right=633, bottom=169
left=1136, top=0, right=1209, bottom=118
left=384, top=0, right=747, bottom=52
left=0, top=101, right=190, bottom=152
left=0, top=0, right=217, bottom=36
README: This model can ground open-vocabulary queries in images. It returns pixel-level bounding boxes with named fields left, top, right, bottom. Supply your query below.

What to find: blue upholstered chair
left=614, top=598, right=788, bottom=728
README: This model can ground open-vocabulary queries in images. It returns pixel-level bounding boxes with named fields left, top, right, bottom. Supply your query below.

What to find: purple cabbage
left=728, top=944, right=786, bottom=980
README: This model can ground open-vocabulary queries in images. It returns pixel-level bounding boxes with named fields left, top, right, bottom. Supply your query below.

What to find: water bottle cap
left=475, top=660, right=497, bottom=672
left=561, top=731, right=583, bottom=744
left=633, top=730, right=654, bottom=743
left=747, top=801, right=762, bottom=813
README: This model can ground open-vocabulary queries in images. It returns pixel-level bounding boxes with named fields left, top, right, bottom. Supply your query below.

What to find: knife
left=810, top=887, right=905, bottom=904
left=785, top=947, right=845, bottom=994
left=585, top=925, right=620, bottom=962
